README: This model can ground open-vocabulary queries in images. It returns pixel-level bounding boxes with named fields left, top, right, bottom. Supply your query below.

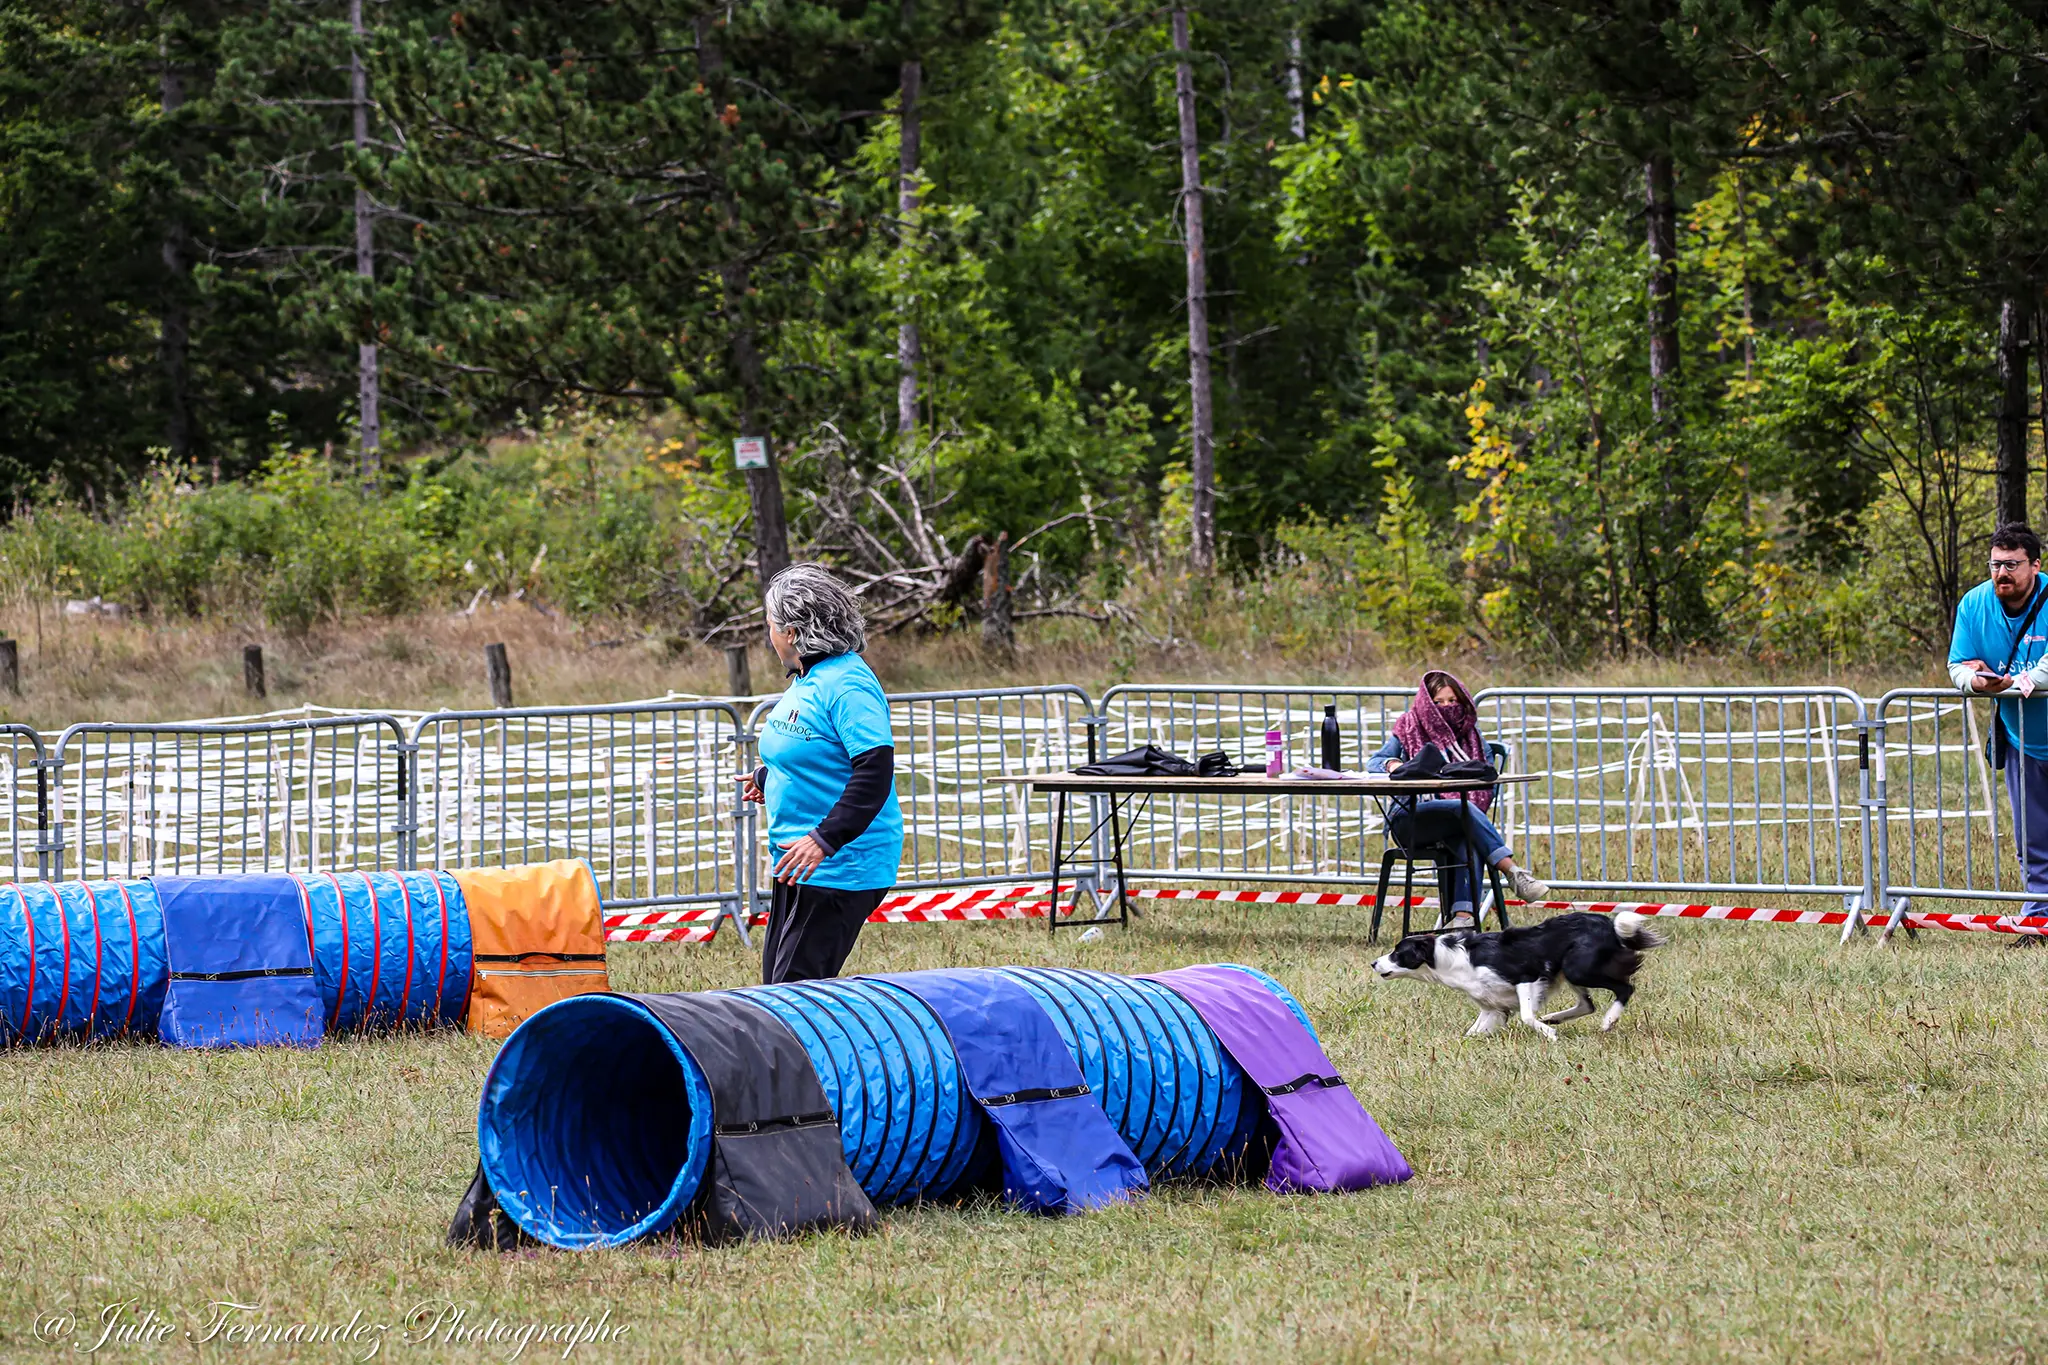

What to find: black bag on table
left=1073, top=745, right=1199, bottom=777
left=1396, top=742, right=1446, bottom=780
left=1439, top=757, right=1499, bottom=784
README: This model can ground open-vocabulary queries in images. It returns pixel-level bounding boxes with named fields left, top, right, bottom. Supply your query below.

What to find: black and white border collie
left=1371, top=911, right=1668, bottom=1040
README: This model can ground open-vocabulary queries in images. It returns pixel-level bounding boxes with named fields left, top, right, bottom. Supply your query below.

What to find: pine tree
left=379, top=0, right=899, bottom=605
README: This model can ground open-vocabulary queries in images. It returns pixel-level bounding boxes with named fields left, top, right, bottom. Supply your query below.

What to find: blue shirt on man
left=1949, top=577, right=2048, bottom=758
left=756, top=652, right=904, bottom=890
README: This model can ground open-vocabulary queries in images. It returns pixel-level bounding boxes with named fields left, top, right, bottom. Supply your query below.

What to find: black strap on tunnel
left=715, top=1111, right=835, bottom=1136
left=631, top=990, right=876, bottom=1244
left=1264, top=1073, right=1345, bottom=1097
left=168, top=967, right=314, bottom=982
left=981, top=1083, right=1091, bottom=1107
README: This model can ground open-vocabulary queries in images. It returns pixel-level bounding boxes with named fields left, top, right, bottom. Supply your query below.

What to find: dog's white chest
left=1431, top=952, right=1522, bottom=1010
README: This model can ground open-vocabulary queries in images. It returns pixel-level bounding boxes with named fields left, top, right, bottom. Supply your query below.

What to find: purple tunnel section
left=1146, top=964, right=1412, bottom=1194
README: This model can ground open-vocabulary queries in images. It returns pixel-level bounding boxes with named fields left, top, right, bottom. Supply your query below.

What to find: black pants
left=761, top=882, right=886, bottom=985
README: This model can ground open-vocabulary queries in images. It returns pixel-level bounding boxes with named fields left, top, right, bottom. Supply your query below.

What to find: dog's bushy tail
left=1613, top=910, right=1668, bottom=949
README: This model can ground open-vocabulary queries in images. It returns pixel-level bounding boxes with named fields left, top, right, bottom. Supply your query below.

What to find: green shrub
left=0, top=410, right=751, bottom=631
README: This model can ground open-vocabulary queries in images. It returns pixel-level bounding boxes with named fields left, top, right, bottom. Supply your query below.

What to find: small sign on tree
left=733, top=436, right=769, bottom=470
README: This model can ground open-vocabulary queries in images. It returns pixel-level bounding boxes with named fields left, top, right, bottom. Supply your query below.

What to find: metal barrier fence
left=51, top=715, right=409, bottom=881
left=1097, top=685, right=1416, bottom=885
left=743, top=686, right=1102, bottom=915
left=0, top=725, right=54, bottom=880
left=410, top=701, right=749, bottom=937
left=1474, top=688, right=1872, bottom=906
left=1092, top=685, right=1875, bottom=922
left=13, top=681, right=2048, bottom=935
left=1872, top=689, right=2048, bottom=934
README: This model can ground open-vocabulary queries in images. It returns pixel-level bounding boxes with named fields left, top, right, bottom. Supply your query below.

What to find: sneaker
left=1508, top=867, right=1554, bottom=903
left=1442, top=909, right=1477, bottom=930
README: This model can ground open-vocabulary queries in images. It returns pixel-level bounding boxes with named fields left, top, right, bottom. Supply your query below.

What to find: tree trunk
left=1733, top=175, right=1757, bottom=554
left=733, top=322, right=791, bottom=595
left=698, top=16, right=792, bottom=604
left=1997, top=295, right=2030, bottom=527
left=350, top=0, right=379, bottom=479
left=351, top=0, right=380, bottom=481
left=159, top=42, right=192, bottom=464
left=1173, top=9, right=1217, bottom=575
left=2035, top=306, right=2048, bottom=525
left=1285, top=24, right=1305, bottom=140
left=1566, top=307, right=1626, bottom=658
left=896, top=6, right=921, bottom=448
left=980, top=530, right=1013, bottom=654
left=940, top=535, right=987, bottom=606
left=1591, top=414, right=1627, bottom=658
left=1643, top=152, right=1680, bottom=426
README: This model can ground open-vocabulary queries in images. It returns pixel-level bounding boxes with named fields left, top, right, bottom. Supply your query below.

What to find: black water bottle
left=1321, top=704, right=1342, bottom=771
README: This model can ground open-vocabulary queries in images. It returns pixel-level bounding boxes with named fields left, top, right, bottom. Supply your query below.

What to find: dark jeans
left=1386, top=798, right=1511, bottom=914
left=761, top=881, right=887, bottom=984
left=2005, top=750, right=2048, bottom=917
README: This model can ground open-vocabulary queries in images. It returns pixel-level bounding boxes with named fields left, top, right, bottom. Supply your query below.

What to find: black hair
left=1992, top=523, right=2043, bottom=561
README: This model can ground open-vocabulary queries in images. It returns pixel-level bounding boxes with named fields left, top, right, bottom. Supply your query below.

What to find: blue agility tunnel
left=295, top=871, right=474, bottom=1032
left=477, top=994, right=715, bottom=1248
left=474, top=965, right=1326, bottom=1249
left=0, top=870, right=473, bottom=1045
left=0, top=881, right=167, bottom=1043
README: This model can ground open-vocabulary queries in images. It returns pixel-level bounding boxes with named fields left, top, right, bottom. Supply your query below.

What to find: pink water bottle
left=1264, top=728, right=1286, bottom=778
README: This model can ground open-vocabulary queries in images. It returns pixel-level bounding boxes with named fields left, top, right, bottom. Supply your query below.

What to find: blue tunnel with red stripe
left=296, top=871, right=474, bottom=1031
left=0, top=881, right=168, bottom=1042
left=0, top=871, right=473, bottom=1042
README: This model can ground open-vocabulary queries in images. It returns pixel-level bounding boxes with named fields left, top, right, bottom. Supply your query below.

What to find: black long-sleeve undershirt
left=808, top=747, right=894, bottom=854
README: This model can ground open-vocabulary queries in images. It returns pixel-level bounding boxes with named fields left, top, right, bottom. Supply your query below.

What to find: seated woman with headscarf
left=1365, top=669, right=1552, bottom=928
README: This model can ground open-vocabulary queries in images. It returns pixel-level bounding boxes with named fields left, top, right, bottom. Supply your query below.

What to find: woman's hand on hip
left=774, top=834, right=830, bottom=883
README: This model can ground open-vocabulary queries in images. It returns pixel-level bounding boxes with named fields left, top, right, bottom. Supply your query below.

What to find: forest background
left=5, top=0, right=2048, bottom=678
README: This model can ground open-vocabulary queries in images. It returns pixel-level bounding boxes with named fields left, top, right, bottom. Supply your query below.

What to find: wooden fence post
left=243, top=644, right=266, bottom=699
left=725, top=645, right=752, bottom=698
left=485, top=642, right=513, bottom=708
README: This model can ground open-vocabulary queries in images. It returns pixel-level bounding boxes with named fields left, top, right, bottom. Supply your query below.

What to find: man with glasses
left=1949, top=523, right=2048, bottom=930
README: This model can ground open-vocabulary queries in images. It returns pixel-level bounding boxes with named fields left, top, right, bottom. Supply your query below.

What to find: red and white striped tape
left=1133, top=887, right=2048, bottom=936
left=607, top=882, right=2048, bottom=943
left=605, top=882, right=1077, bottom=942
left=607, top=923, right=719, bottom=944
left=869, top=883, right=1068, bottom=923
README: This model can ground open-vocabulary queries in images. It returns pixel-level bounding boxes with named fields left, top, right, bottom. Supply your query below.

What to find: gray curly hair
left=765, top=563, right=868, bottom=658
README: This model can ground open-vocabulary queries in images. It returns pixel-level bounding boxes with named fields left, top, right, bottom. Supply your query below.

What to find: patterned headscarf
left=1390, top=669, right=1491, bottom=812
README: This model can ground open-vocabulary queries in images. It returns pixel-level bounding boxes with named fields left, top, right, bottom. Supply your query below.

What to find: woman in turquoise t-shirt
left=740, top=564, right=905, bottom=983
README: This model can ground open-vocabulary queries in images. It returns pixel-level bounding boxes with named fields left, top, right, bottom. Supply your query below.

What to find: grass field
left=3, top=902, right=2045, bottom=1364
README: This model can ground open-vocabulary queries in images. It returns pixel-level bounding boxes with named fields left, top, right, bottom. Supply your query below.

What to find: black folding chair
left=1368, top=741, right=1511, bottom=942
